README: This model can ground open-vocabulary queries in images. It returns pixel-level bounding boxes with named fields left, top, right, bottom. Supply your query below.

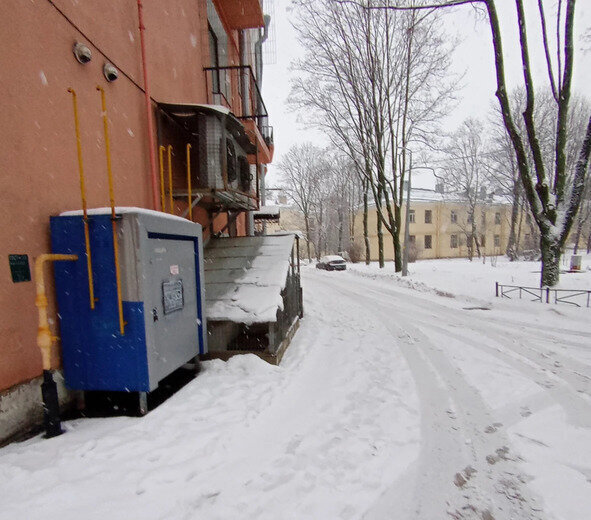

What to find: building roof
left=367, top=187, right=511, bottom=206
left=203, top=234, right=295, bottom=324
left=253, top=205, right=280, bottom=221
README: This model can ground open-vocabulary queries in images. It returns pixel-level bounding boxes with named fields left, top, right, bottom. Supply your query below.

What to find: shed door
left=147, top=237, right=198, bottom=385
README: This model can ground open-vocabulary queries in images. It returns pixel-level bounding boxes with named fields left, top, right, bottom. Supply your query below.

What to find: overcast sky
left=262, top=1, right=591, bottom=189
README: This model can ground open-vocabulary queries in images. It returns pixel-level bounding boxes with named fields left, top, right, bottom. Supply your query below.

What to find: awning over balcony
left=213, top=0, right=264, bottom=29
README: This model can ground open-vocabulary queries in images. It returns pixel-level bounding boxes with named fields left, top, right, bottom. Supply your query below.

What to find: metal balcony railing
left=203, top=65, right=274, bottom=148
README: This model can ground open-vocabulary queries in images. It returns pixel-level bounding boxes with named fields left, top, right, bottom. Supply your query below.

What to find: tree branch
left=331, top=0, right=482, bottom=10
left=537, top=0, right=558, bottom=102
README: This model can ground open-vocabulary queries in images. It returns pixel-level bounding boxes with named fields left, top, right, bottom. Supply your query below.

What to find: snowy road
left=1, top=266, right=590, bottom=520
left=309, top=269, right=591, bottom=520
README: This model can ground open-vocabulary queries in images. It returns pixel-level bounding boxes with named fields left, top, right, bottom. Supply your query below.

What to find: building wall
left=0, top=0, right=261, bottom=395
left=358, top=201, right=513, bottom=262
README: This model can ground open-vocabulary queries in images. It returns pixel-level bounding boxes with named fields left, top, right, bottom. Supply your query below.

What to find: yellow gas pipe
left=159, top=145, right=166, bottom=212
left=67, top=87, right=96, bottom=310
left=35, top=254, right=78, bottom=370
left=97, top=86, right=125, bottom=336
left=167, top=145, right=173, bottom=214
left=186, top=143, right=192, bottom=221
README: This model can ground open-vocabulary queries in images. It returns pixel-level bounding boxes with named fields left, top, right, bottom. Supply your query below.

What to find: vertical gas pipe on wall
left=67, top=88, right=96, bottom=310
left=137, top=0, right=160, bottom=210
left=186, top=143, right=193, bottom=221
left=159, top=145, right=166, bottom=211
left=167, top=145, right=173, bottom=214
left=97, top=86, right=125, bottom=336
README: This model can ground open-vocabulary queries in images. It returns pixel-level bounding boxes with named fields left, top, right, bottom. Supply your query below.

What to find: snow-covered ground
left=0, top=256, right=590, bottom=519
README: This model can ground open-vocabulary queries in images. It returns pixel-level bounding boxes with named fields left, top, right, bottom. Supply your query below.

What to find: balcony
left=203, top=65, right=274, bottom=164
left=157, top=103, right=260, bottom=213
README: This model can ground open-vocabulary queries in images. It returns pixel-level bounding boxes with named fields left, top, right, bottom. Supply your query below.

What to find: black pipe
left=41, top=370, right=63, bottom=438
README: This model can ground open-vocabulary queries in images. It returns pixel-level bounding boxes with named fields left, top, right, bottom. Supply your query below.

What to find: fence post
left=546, top=287, right=550, bottom=304
left=495, top=282, right=499, bottom=297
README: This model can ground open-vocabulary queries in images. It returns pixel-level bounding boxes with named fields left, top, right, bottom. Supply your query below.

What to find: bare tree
left=486, top=89, right=591, bottom=260
left=331, top=0, right=591, bottom=286
left=278, top=143, right=327, bottom=261
left=439, top=118, right=491, bottom=260
left=290, top=0, right=457, bottom=269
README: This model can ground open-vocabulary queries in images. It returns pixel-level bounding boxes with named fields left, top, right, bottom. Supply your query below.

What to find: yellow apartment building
left=362, top=188, right=513, bottom=261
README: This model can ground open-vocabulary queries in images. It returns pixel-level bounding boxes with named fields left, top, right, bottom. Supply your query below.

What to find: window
left=451, top=210, right=457, bottom=223
left=409, top=235, right=416, bottom=243
left=494, top=234, right=500, bottom=247
left=450, top=234, right=458, bottom=248
left=467, top=212, right=474, bottom=223
left=425, top=210, right=432, bottom=224
left=481, top=211, right=486, bottom=226
left=480, top=235, right=486, bottom=247
left=424, top=235, right=432, bottom=249
left=409, top=209, right=415, bottom=223
left=495, top=212, right=501, bottom=225
left=207, top=1, right=229, bottom=100
left=208, top=24, right=220, bottom=92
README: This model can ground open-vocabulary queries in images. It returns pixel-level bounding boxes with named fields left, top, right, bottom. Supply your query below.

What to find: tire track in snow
left=333, top=272, right=591, bottom=419
left=308, top=271, right=549, bottom=520
left=349, top=279, right=591, bottom=428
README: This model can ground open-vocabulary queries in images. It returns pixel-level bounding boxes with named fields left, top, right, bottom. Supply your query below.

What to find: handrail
left=203, top=65, right=269, bottom=118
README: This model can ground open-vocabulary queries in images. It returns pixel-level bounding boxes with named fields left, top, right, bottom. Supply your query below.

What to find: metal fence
left=495, top=282, right=591, bottom=308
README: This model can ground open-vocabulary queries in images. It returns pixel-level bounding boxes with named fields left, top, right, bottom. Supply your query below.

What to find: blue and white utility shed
left=50, top=209, right=207, bottom=394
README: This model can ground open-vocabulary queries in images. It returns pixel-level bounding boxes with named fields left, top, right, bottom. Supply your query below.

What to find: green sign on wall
left=9, top=254, right=31, bottom=283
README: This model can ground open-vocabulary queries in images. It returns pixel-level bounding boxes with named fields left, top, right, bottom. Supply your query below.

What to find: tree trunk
left=363, top=188, right=370, bottom=265
left=338, top=206, right=344, bottom=252
left=506, top=182, right=521, bottom=260
left=304, top=215, right=312, bottom=262
left=377, top=186, right=385, bottom=268
left=377, top=216, right=384, bottom=268
left=573, top=215, right=584, bottom=255
left=540, top=236, right=561, bottom=287
left=515, top=196, right=525, bottom=255
left=473, top=221, right=481, bottom=258
left=393, top=204, right=402, bottom=271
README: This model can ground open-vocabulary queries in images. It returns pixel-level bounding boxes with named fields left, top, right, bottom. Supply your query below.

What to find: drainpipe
left=137, top=0, right=160, bottom=210
left=254, top=15, right=271, bottom=94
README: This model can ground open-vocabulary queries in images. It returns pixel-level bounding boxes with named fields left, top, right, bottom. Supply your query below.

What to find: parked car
left=316, top=255, right=347, bottom=271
